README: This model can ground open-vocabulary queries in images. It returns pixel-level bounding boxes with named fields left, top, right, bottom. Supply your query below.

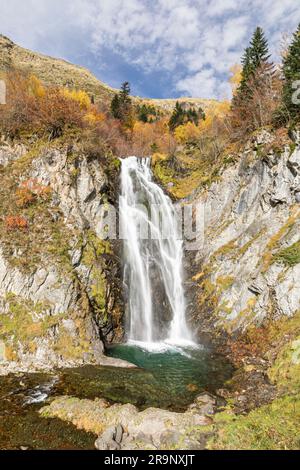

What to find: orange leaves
left=0, top=72, right=91, bottom=138
left=130, top=118, right=176, bottom=156
left=28, top=75, right=46, bottom=99
left=84, top=109, right=105, bottom=125
left=15, top=187, right=36, bottom=208
left=5, top=215, right=28, bottom=231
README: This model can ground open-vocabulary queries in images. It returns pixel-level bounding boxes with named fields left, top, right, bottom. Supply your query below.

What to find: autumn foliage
left=15, top=179, right=52, bottom=208
left=5, top=215, right=28, bottom=231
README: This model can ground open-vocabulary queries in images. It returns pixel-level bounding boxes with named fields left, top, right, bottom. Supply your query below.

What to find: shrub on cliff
left=0, top=72, right=85, bottom=138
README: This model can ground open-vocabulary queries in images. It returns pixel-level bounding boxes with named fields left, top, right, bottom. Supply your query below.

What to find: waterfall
left=119, top=156, right=192, bottom=346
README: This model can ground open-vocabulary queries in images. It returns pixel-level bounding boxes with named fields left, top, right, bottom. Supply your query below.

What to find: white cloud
left=0, top=0, right=299, bottom=98
left=176, top=68, right=231, bottom=99
left=206, top=0, right=240, bottom=17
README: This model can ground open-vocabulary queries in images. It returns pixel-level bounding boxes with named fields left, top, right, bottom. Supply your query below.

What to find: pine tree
left=249, top=27, right=271, bottom=69
left=120, top=81, right=131, bottom=105
left=282, top=23, right=300, bottom=121
left=110, top=81, right=133, bottom=127
left=168, top=103, right=205, bottom=131
left=238, top=47, right=253, bottom=95
left=231, top=27, right=279, bottom=136
left=235, top=27, right=273, bottom=103
left=111, top=94, right=121, bottom=119
left=168, top=102, right=185, bottom=130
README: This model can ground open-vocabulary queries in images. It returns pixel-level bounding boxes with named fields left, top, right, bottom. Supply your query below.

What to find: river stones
left=41, top=395, right=214, bottom=450
left=188, top=392, right=217, bottom=416
left=95, top=425, right=122, bottom=450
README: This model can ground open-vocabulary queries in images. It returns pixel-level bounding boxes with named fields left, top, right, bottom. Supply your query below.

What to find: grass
left=273, top=240, right=300, bottom=267
left=207, top=394, right=300, bottom=450
left=261, top=209, right=300, bottom=272
left=207, top=310, right=300, bottom=450
left=0, top=293, right=56, bottom=347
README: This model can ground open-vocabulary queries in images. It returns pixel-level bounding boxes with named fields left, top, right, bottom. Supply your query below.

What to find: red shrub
left=5, top=215, right=29, bottom=231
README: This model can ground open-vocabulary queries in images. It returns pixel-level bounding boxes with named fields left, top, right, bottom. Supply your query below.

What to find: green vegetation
left=0, top=293, right=55, bottom=347
left=268, top=335, right=300, bottom=393
left=168, top=101, right=205, bottom=131
left=207, top=394, right=300, bottom=450
left=261, top=209, right=299, bottom=271
left=82, top=231, right=112, bottom=320
left=152, top=142, right=226, bottom=200
left=110, top=81, right=134, bottom=129
left=136, top=103, right=160, bottom=123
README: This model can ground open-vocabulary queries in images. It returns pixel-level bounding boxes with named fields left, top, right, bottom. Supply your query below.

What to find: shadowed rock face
left=184, top=130, right=300, bottom=338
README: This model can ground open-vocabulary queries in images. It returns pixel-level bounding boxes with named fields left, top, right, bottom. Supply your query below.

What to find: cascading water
left=119, top=156, right=192, bottom=347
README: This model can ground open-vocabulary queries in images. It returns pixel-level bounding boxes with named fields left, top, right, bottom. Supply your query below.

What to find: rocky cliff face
left=0, top=138, right=123, bottom=373
left=185, top=131, right=300, bottom=340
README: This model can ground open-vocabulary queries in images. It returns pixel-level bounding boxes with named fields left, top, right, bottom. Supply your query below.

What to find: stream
left=0, top=343, right=232, bottom=449
left=0, top=157, right=233, bottom=449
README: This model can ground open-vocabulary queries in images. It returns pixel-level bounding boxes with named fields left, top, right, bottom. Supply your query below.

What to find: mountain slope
left=0, top=34, right=117, bottom=105
left=0, top=35, right=216, bottom=112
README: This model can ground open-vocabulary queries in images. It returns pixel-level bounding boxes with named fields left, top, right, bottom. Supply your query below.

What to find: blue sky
left=0, top=0, right=299, bottom=99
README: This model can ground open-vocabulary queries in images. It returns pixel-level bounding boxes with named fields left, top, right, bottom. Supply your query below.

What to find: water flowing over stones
left=120, top=157, right=191, bottom=345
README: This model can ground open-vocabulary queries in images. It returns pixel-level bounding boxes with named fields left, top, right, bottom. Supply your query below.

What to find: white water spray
left=120, top=156, right=192, bottom=347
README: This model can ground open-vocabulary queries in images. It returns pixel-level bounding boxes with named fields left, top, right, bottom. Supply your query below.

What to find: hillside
left=0, top=34, right=117, bottom=105
left=0, top=35, right=215, bottom=112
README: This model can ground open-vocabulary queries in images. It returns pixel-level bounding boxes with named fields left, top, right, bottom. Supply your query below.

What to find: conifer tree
left=238, top=47, right=252, bottom=96
left=168, top=102, right=185, bottom=130
left=282, top=23, right=300, bottom=121
left=168, top=103, right=205, bottom=131
left=235, top=27, right=273, bottom=103
left=120, top=81, right=131, bottom=106
left=110, top=94, right=121, bottom=119
left=110, top=81, right=133, bottom=128
left=249, top=27, right=271, bottom=69
left=231, top=27, right=280, bottom=136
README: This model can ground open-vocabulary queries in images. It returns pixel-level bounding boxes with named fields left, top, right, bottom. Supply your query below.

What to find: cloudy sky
left=0, top=0, right=299, bottom=99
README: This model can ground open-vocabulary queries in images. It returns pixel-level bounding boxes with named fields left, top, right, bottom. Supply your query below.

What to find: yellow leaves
left=151, top=152, right=168, bottom=165
left=174, top=122, right=201, bottom=144
left=28, top=75, right=45, bottom=98
left=229, top=64, right=242, bottom=93
left=196, top=100, right=231, bottom=135
left=62, top=88, right=91, bottom=109
left=61, top=88, right=106, bottom=126
left=84, top=110, right=105, bottom=124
